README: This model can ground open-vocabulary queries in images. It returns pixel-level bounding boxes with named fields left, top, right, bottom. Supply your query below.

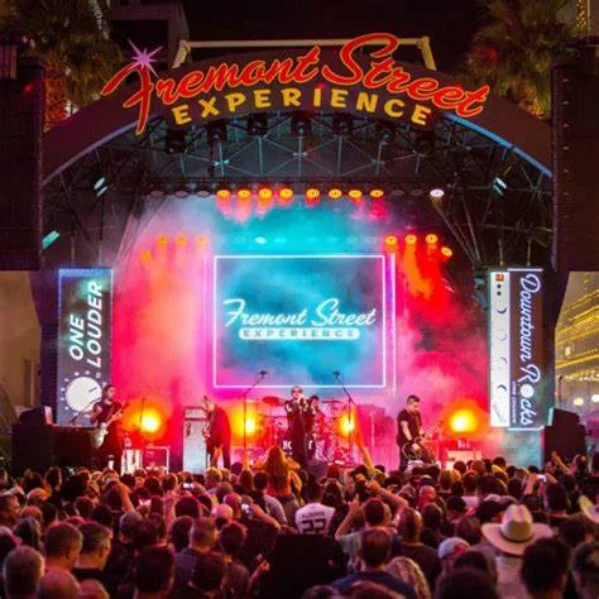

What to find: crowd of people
left=0, top=446, right=597, bottom=598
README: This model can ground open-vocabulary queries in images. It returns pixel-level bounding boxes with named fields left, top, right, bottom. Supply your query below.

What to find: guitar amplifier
left=183, top=409, right=207, bottom=473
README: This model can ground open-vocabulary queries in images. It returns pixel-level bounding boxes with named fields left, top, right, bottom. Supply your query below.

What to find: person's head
left=189, top=517, right=217, bottom=552
left=0, top=494, right=21, bottom=527
left=90, top=504, right=113, bottom=530
left=453, top=550, right=496, bottom=582
left=190, top=551, right=226, bottom=594
left=521, top=537, right=570, bottom=597
left=3, top=546, right=44, bottom=599
left=169, top=516, right=193, bottom=553
left=462, top=472, right=478, bottom=495
left=14, top=517, right=41, bottom=551
left=174, top=495, right=201, bottom=520
left=78, top=522, right=111, bottom=570
left=438, top=537, right=470, bottom=574
left=305, top=481, right=323, bottom=504
left=406, top=394, right=420, bottom=413
left=37, top=568, right=80, bottom=599
left=360, top=528, right=392, bottom=569
left=446, top=496, right=467, bottom=520
left=363, top=497, right=388, bottom=527
left=507, top=478, right=523, bottom=501
left=45, top=467, right=62, bottom=491
left=572, top=542, right=599, bottom=599
left=559, top=517, right=587, bottom=549
left=545, top=483, right=569, bottom=513
left=133, top=519, right=158, bottom=553
left=134, top=547, right=174, bottom=597
left=386, top=557, right=429, bottom=599
left=218, top=521, right=247, bottom=558
left=119, top=510, right=143, bottom=543
left=398, top=507, right=422, bottom=542
left=456, top=516, right=482, bottom=546
left=0, top=527, right=18, bottom=565
left=102, top=384, right=115, bottom=402
left=492, top=456, right=506, bottom=470
left=291, top=386, right=303, bottom=400
left=435, top=567, right=499, bottom=599
left=252, top=471, right=268, bottom=492
left=74, top=497, right=94, bottom=520
left=44, top=522, right=83, bottom=570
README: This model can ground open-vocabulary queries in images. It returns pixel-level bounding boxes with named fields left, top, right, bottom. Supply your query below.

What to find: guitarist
left=200, top=397, right=231, bottom=469
left=397, top=394, right=430, bottom=471
left=90, top=384, right=124, bottom=471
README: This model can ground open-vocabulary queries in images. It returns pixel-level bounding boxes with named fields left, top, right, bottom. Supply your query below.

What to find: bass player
left=396, top=394, right=431, bottom=471
left=90, top=384, right=124, bottom=471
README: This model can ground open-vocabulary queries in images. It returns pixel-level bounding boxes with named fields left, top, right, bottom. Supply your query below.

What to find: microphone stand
left=334, top=372, right=356, bottom=464
left=242, top=372, right=266, bottom=451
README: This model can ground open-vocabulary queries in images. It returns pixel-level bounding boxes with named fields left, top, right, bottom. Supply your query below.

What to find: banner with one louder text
left=56, top=269, right=113, bottom=425
left=489, top=268, right=545, bottom=430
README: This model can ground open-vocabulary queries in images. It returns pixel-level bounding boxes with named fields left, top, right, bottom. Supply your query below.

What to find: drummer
left=306, top=395, right=326, bottom=434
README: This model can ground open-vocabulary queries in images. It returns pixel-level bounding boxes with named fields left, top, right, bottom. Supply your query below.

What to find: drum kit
left=251, top=395, right=351, bottom=463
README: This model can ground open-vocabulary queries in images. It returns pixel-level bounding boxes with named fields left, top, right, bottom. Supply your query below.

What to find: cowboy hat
left=481, top=503, right=552, bottom=556
left=579, top=495, right=599, bottom=524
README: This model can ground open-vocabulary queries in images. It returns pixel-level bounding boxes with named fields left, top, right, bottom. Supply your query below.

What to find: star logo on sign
left=128, top=40, right=162, bottom=77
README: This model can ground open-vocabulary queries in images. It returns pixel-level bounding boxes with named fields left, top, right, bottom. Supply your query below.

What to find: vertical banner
left=489, top=268, right=544, bottom=430
left=56, top=269, right=113, bottom=425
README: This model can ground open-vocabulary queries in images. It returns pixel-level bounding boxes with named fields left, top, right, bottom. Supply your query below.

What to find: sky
left=182, top=0, right=481, bottom=72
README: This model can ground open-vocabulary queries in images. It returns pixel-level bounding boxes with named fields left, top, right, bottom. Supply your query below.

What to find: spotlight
left=139, top=249, right=152, bottom=263
left=332, top=114, right=353, bottom=136
left=93, top=176, right=106, bottom=192
left=291, top=111, right=312, bottom=137
left=573, top=397, right=585, bottom=407
left=140, top=412, right=162, bottom=434
left=245, top=417, right=256, bottom=435
left=237, top=188, right=252, bottom=200
left=425, top=233, right=439, bottom=245
left=247, top=114, right=268, bottom=136
left=449, top=409, right=478, bottom=434
left=339, top=414, right=356, bottom=436
left=149, top=189, right=166, bottom=199
left=42, top=230, right=60, bottom=251
left=305, top=188, right=321, bottom=203
left=258, top=187, right=273, bottom=200
left=348, top=189, right=363, bottom=200
left=441, top=246, right=453, bottom=258
left=279, top=187, right=295, bottom=202
left=385, top=235, right=398, bottom=247
left=156, top=235, right=168, bottom=247
left=165, top=129, right=187, bottom=154
left=405, top=234, right=417, bottom=245
left=216, top=188, right=231, bottom=201
left=195, top=236, right=208, bottom=248
left=174, top=189, right=189, bottom=199
left=175, top=234, right=188, bottom=247
left=255, top=236, right=267, bottom=245
left=369, top=189, right=385, bottom=199
left=207, top=120, right=228, bottom=144
left=328, top=188, right=343, bottom=200
left=493, top=177, right=508, bottom=197
left=429, top=188, right=445, bottom=200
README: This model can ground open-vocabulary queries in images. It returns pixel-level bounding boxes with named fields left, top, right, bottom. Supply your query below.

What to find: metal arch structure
left=41, top=109, right=552, bottom=269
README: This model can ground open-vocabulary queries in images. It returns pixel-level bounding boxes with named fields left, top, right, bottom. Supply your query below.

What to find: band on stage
left=86, top=383, right=435, bottom=471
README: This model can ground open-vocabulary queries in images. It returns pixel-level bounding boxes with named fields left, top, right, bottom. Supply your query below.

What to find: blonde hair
left=386, top=557, right=431, bottom=599
left=264, top=446, right=290, bottom=493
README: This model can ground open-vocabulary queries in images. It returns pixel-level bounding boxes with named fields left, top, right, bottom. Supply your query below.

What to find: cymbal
left=262, top=395, right=284, bottom=407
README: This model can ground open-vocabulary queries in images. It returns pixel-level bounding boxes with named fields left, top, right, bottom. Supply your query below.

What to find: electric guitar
left=398, top=424, right=441, bottom=462
left=91, top=403, right=128, bottom=449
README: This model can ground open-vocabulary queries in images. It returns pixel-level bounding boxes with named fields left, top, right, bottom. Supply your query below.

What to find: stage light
left=405, top=234, right=417, bottom=245
left=156, top=235, right=168, bottom=247
left=140, top=249, right=152, bottom=263
left=425, top=233, right=439, bottom=245
left=328, top=188, right=343, bottom=200
left=369, top=189, right=385, bottom=199
left=245, top=417, right=256, bottom=435
left=195, top=236, right=208, bottom=248
left=429, top=188, right=445, bottom=200
left=165, top=129, right=187, bottom=154
left=305, top=188, right=321, bottom=203
left=279, top=187, right=294, bottom=201
left=258, top=187, right=273, bottom=200
left=149, top=189, right=166, bottom=199
left=340, top=414, right=356, bottom=436
left=573, top=397, right=585, bottom=407
left=216, top=189, right=231, bottom=200
left=449, top=409, right=478, bottom=434
left=174, top=189, right=189, bottom=199
left=93, top=176, right=107, bottom=192
left=175, top=234, right=188, bottom=247
left=592, top=394, right=599, bottom=403
left=140, top=412, right=162, bottom=434
left=493, top=177, right=508, bottom=197
left=237, top=188, right=252, bottom=200
left=441, top=246, right=453, bottom=258
left=255, top=236, right=267, bottom=245
left=385, top=235, right=398, bottom=247
left=348, top=189, right=363, bottom=200
left=42, top=230, right=60, bottom=251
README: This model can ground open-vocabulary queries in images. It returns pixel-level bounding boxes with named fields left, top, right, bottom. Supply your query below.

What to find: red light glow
left=425, top=234, right=439, bottom=245
left=385, top=235, right=398, bottom=247
left=258, top=187, right=273, bottom=200
left=369, top=189, right=385, bottom=199
left=405, top=234, right=417, bottom=245
left=305, top=188, right=321, bottom=204
left=216, top=189, right=231, bottom=200
left=348, top=189, right=363, bottom=200
left=328, top=188, right=343, bottom=199
left=237, top=188, right=252, bottom=200
left=441, top=246, right=453, bottom=258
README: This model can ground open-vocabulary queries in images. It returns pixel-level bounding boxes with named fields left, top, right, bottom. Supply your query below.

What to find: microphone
left=259, top=370, right=268, bottom=377
left=333, top=371, right=341, bottom=378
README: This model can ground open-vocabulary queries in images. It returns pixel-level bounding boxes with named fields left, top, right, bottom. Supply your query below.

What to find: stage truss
left=42, top=110, right=552, bottom=269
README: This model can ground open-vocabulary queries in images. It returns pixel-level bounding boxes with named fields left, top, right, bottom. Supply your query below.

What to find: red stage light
left=237, top=188, right=252, bottom=200
left=348, top=189, right=363, bottom=200
left=425, top=233, right=439, bottom=245
left=23, top=82, right=35, bottom=95
left=328, top=188, right=343, bottom=200
left=339, top=413, right=356, bottom=436
left=369, top=189, right=385, bottom=199
left=449, top=409, right=478, bottom=434
left=258, top=187, right=273, bottom=200
left=385, top=235, right=398, bottom=247
left=405, top=234, right=417, bottom=245
left=216, top=189, right=231, bottom=200
left=245, top=417, right=256, bottom=435
left=305, top=188, right=321, bottom=203
left=279, top=187, right=294, bottom=201
left=441, top=246, right=453, bottom=258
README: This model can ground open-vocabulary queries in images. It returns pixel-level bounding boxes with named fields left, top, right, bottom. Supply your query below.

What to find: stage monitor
left=213, top=254, right=395, bottom=390
left=488, top=268, right=546, bottom=430
left=55, top=268, right=113, bottom=425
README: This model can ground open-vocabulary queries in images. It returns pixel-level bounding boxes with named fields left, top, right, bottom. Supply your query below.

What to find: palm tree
left=466, top=0, right=577, bottom=119
left=2, top=0, right=123, bottom=130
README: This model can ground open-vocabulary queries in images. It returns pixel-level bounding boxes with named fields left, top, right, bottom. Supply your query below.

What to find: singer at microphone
left=259, top=370, right=268, bottom=377
left=333, top=370, right=341, bottom=378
